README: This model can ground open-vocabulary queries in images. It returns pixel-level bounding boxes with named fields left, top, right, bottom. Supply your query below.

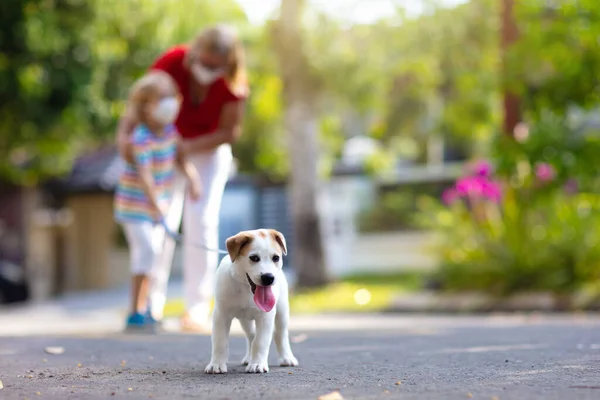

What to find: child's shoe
left=125, top=312, right=156, bottom=333
left=144, top=310, right=162, bottom=331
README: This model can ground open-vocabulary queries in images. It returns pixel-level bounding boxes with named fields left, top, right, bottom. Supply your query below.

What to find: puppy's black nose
left=260, top=273, right=275, bottom=286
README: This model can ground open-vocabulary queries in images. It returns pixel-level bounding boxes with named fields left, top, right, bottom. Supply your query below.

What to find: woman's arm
left=175, top=141, right=202, bottom=201
left=186, top=101, right=245, bottom=153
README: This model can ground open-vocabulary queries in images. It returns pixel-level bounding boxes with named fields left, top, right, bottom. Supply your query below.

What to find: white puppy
left=204, top=229, right=299, bottom=374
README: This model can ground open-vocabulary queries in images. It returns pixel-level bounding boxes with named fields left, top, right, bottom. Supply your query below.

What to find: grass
left=162, top=271, right=425, bottom=317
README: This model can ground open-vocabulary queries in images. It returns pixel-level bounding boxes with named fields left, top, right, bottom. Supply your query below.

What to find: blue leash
left=159, top=218, right=229, bottom=255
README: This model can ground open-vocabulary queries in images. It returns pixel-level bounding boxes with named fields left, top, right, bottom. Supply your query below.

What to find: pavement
left=1, top=286, right=600, bottom=399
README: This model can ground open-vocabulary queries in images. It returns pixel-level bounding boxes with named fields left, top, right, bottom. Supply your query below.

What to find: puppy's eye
left=249, top=255, right=260, bottom=263
left=272, top=255, right=280, bottom=263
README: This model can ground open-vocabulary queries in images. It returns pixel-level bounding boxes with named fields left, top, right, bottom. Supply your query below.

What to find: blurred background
left=1, top=0, right=600, bottom=317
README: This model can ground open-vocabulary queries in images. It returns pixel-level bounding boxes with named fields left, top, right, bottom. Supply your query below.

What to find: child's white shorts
left=121, top=222, right=164, bottom=275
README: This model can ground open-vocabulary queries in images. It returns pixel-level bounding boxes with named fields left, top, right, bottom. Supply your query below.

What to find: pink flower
left=442, top=188, right=459, bottom=205
left=534, top=163, right=556, bottom=183
left=481, top=180, right=502, bottom=203
left=456, top=176, right=485, bottom=197
left=454, top=176, right=502, bottom=204
left=472, top=160, right=493, bottom=177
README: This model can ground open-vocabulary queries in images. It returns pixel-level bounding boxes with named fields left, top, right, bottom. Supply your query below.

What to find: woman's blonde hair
left=185, top=24, right=248, bottom=97
left=127, top=71, right=177, bottom=126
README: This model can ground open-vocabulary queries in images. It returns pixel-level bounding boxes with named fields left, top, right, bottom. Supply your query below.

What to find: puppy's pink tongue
left=254, top=285, right=275, bottom=312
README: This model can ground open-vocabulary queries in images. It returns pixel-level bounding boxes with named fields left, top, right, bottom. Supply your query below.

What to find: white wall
left=320, top=175, right=436, bottom=278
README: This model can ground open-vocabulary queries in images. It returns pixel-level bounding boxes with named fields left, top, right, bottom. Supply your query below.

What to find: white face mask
left=191, top=63, right=223, bottom=85
left=152, top=97, right=180, bottom=125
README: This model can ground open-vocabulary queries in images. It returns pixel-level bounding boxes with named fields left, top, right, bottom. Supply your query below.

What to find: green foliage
left=234, top=26, right=288, bottom=180
left=293, top=1, right=501, bottom=171
left=417, top=114, right=600, bottom=296
left=304, top=13, right=387, bottom=116
left=492, top=112, right=600, bottom=192
left=376, top=0, right=501, bottom=157
left=420, top=191, right=600, bottom=296
left=509, top=0, right=600, bottom=116
left=0, top=0, right=94, bottom=184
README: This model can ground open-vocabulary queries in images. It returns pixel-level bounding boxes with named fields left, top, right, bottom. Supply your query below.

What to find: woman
left=116, top=24, right=248, bottom=332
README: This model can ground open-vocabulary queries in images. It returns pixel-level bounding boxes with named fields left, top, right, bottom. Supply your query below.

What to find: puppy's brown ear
left=226, top=232, right=254, bottom=262
left=269, top=229, right=287, bottom=256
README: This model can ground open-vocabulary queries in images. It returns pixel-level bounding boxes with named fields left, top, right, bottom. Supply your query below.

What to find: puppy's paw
left=240, top=354, right=250, bottom=366
left=245, top=361, right=269, bottom=373
left=279, top=354, right=299, bottom=367
left=205, top=362, right=228, bottom=374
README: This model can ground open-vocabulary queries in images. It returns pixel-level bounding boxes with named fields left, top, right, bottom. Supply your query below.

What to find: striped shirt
left=114, top=125, right=178, bottom=223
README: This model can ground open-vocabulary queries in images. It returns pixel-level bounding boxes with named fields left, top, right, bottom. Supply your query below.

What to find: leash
left=159, top=218, right=229, bottom=255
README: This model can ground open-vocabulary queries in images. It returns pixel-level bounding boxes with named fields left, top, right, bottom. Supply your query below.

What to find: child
left=114, top=71, right=201, bottom=332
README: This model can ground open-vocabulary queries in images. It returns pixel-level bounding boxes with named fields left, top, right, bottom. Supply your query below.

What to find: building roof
left=52, top=146, right=124, bottom=194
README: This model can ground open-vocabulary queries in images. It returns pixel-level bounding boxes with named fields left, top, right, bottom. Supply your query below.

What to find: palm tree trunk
left=501, top=0, right=521, bottom=136
left=285, top=99, right=328, bottom=288
left=272, top=0, right=329, bottom=288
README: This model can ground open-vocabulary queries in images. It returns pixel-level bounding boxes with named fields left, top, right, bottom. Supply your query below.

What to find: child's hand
left=188, top=179, right=202, bottom=202
left=151, top=203, right=168, bottom=222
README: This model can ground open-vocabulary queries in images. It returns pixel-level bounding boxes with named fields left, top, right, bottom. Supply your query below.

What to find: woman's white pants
left=149, top=144, right=232, bottom=323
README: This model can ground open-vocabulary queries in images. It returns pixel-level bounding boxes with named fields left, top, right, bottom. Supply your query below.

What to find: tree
left=233, top=26, right=289, bottom=180
left=377, top=0, right=500, bottom=160
left=298, top=1, right=501, bottom=165
left=508, top=0, right=600, bottom=118
left=271, top=0, right=329, bottom=288
left=0, top=0, right=94, bottom=185
left=501, top=0, right=520, bottom=135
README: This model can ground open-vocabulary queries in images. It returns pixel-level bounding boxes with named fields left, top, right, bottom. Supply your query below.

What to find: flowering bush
left=416, top=113, right=600, bottom=298
left=442, top=161, right=502, bottom=206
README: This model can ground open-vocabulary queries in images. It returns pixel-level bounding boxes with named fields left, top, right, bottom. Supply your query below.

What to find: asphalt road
left=1, top=314, right=600, bottom=400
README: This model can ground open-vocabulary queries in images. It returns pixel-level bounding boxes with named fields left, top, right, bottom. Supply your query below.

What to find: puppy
left=205, top=229, right=299, bottom=374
